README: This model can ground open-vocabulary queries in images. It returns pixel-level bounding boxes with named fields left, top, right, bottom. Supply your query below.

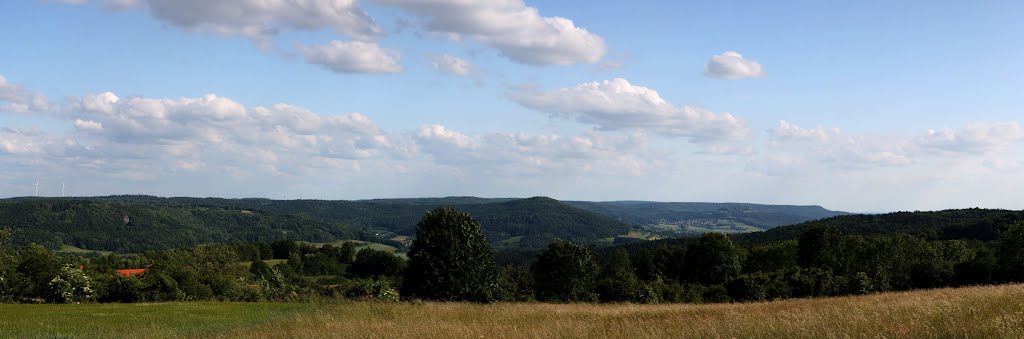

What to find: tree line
left=2, top=207, right=1024, bottom=304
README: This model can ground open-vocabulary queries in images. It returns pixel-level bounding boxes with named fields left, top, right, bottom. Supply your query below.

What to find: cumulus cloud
left=916, top=122, right=1024, bottom=154
left=375, top=0, right=606, bottom=65
left=73, top=119, right=104, bottom=132
left=0, top=75, right=49, bottom=114
left=431, top=54, right=475, bottom=76
left=298, top=40, right=404, bottom=74
left=416, top=124, right=475, bottom=149
left=511, top=78, right=749, bottom=143
left=137, top=0, right=384, bottom=48
left=704, top=51, right=765, bottom=80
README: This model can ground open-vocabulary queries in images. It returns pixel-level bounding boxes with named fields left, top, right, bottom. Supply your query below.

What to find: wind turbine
left=61, top=181, right=65, bottom=197
left=34, top=181, right=39, bottom=196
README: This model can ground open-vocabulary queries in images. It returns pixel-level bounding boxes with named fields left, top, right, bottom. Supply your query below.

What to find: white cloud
left=704, top=51, right=765, bottom=80
left=141, top=0, right=384, bottom=48
left=73, top=119, right=104, bottom=132
left=375, top=0, right=606, bottom=65
left=0, top=75, right=49, bottom=114
left=415, top=124, right=475, bottom=149
left=916, top=122, right=1024, bottom=154
left=0, top=128, right=50, bottom=155
left=298, top=40, right=404, bottom=74
left=431, top=54, right=475, bottom=76
left=511, top=78, right=749, bottom=143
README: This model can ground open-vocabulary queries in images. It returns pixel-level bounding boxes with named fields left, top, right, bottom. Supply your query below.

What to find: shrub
left=46, top=264, right=94, bottom=303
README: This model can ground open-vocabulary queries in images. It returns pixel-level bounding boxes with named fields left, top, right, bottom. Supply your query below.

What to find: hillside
left=0, top=196, right=629, bottom=252
left=0, top=198, right=354, bottom=253
left=0, top=195, right=870, bottom=253
left=608, top=208, right=1024, bottom=254
left=736, top=208, right=1024, bottom=243
left=567, top=201, right=848, bottom=235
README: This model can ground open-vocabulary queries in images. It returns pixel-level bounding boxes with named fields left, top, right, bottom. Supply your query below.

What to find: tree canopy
left=402, top=207, right=500, bottom=302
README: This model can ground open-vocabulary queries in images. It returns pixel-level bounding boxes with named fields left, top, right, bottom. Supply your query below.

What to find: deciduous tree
left=402, top=207, right=500, bottom=302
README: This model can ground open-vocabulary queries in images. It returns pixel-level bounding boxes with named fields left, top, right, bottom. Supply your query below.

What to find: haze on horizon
left=1, top=1, right=1022, bottom=213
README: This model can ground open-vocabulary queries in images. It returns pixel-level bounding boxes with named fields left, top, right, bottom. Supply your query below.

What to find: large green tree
left=532, top=240, right=600, bottom=302
left=402, top=207, right=500, bottom=302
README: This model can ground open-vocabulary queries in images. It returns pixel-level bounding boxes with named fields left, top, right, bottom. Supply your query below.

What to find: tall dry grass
left=232, top=284, right=1024, bottom=338
left=3, top=284, right=1022, bottom=338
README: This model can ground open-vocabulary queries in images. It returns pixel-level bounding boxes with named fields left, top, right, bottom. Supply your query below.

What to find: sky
left=1, top=0, right=1023, bottom=212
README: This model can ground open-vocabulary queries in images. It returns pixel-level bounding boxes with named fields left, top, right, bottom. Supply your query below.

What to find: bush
left=701, top=284, right=731, bottom=303
left=96, top=274, right=145, bottom=303
left=46, top=264, right=94, bottom=303
left=344, top=278, right=399, bottom=301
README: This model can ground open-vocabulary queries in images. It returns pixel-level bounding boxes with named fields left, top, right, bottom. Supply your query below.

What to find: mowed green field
left=299, top=240, right=399, bottom=253
left=3, top=284, right=1023, bottom=338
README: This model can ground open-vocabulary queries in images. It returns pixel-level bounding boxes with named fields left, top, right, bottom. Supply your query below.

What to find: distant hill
left=736, top=208, right=1024, bottom=243
left=610, top=208, right=1024, bottom=253
left=0, top=198, right=355, bottom=253
left=566, top=201, right=849, bottom=235
left=0, top=196, right=629, bottom=252
left=0, top=195, right=862, bottom=253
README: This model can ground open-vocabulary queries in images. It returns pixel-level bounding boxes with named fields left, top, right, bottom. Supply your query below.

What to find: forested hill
left=0, top=195, right=860, bottom=253
left=736, top=208, right=1024, bottom=243
left=566, top=201, right=848, bottom=231
left=0, top=198, right=354, bottom=253
left=611, top=208, right=1024, bottom=253
left=0, top=196, right=629, bottom=252
left=92, top=195, right=628, bottom=243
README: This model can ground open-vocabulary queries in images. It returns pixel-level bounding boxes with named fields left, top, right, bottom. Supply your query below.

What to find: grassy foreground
left=2, top=284, right=1023, bottom=338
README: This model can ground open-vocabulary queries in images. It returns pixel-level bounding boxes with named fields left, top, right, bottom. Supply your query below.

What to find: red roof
left=116, top=268, right=147, bottom=277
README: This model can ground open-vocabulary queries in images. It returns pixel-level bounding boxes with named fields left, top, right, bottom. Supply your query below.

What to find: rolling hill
left=567, top=200, right=849, bottom=235
left=0, top=195, right=855, bottom=253
left=0, top=196, right=630, bottom=252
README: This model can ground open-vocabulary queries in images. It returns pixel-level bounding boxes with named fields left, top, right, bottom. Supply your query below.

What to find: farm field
left=299, top=240, right=400, bottom=253
left=2, top=284, right=1022, bottom=338
left=57, top=244, right=114, bottom=256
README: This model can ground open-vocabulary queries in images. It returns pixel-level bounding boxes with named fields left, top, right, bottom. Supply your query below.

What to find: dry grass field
left=2, top=284, right=1022, bottom=338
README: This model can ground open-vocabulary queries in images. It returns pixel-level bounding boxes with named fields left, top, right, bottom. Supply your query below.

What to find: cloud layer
left=1, top=74, right=671, bottom=192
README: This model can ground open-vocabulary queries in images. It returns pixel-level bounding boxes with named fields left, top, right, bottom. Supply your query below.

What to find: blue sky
left=1, top=0, right=1022, bottom=212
